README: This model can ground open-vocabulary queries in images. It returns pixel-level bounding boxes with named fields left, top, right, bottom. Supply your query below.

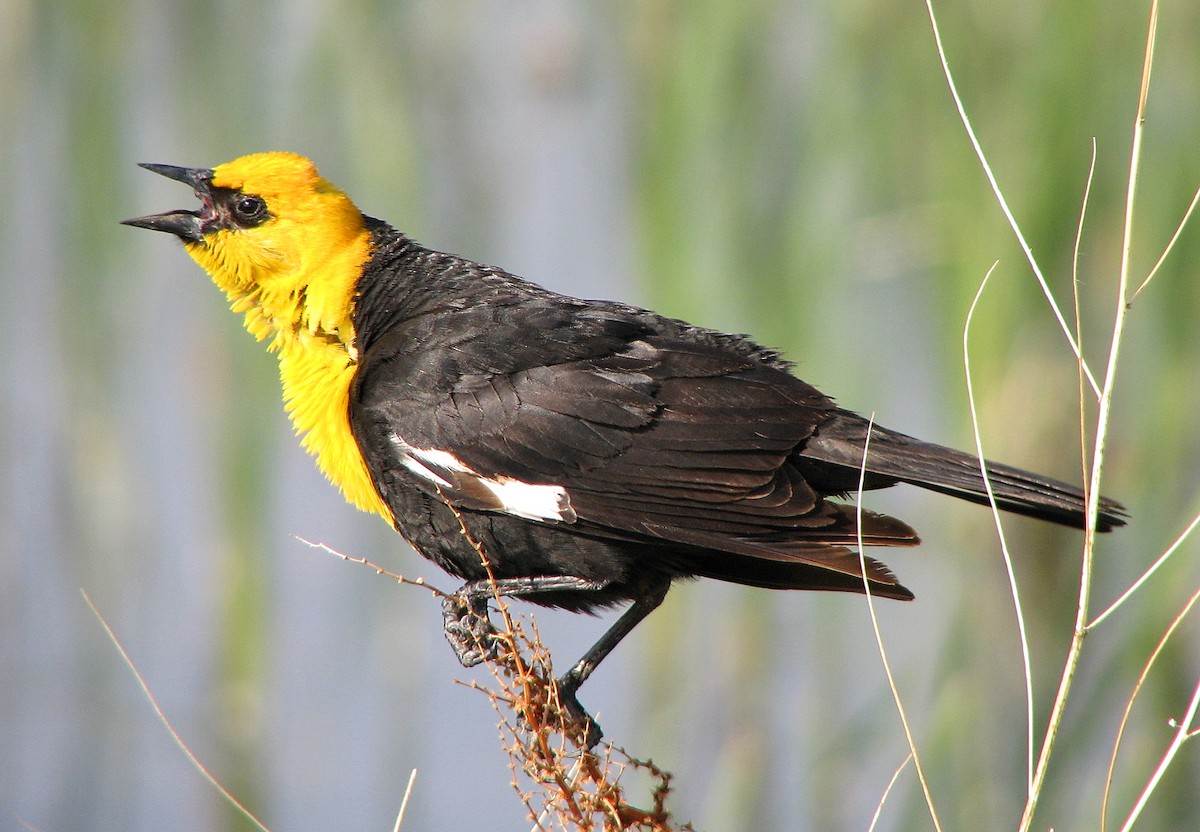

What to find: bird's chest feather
left=276, top=331, right=393, bottom=522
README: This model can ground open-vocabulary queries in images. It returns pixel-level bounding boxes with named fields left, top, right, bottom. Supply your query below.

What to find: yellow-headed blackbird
left=125, top=152, right=1125, bottom=746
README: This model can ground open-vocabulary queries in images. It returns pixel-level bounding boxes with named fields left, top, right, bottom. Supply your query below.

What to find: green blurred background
left=2, top=1, right=1198, bottom=829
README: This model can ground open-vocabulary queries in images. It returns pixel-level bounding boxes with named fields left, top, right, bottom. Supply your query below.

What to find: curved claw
left=441, top=594, right=501, bottom=668
left=557, top=676, right=604, bottom=750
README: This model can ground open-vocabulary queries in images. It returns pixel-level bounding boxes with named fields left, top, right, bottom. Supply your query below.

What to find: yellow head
left=125, top=153, right=390, bottom=519
left=124, top=152, right=371, bottom=350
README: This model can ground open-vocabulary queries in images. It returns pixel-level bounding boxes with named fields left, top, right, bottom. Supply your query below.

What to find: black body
left=349, top=219, right=1121, bottom=603
left=345, top=220, right=1124, bottom=745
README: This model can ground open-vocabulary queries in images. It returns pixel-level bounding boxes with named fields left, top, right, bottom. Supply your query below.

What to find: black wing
left=350, top=290, right=1123, bottom=600
left=352, top=312, right=918, bottom=597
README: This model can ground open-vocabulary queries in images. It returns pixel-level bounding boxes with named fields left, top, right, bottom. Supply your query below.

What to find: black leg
left=458, top=574, right=612, bottom=599
left=555, top=578, right=670, bottom=748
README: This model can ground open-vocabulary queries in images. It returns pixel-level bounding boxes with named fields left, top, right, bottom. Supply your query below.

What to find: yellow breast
left=277, top=331, right=393, bottom=521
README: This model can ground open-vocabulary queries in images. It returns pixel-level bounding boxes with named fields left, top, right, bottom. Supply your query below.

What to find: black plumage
left=346, top=219, right=1125, bottom=746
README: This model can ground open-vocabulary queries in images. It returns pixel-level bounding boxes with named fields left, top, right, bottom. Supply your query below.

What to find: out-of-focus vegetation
left=2, top=2, right=1196, bottom=830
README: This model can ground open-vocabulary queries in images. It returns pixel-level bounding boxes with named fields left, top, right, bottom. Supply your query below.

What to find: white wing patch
left=477, top=477, right=575, bottom=523
left=397, top=445, right=462, bottom=489
left=390, top=436, right=576, bottom=523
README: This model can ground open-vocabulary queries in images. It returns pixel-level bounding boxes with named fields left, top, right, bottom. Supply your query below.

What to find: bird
left=124, top=152, right=1126, bottom=747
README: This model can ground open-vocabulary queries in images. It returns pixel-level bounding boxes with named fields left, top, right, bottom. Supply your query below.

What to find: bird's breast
left=277, top=331, right=393, bottom=522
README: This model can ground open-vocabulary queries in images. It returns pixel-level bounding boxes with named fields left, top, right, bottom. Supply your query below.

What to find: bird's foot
left=557, top=675, right=603, bottom=750
left=441, top=593, right=502, bottom=667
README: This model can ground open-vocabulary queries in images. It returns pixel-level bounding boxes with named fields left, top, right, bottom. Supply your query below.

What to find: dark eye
left=233, top=195, right=268, bottom=225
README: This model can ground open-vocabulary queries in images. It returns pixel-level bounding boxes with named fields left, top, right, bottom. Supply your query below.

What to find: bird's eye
left=233, top=195, right=268, bottom=225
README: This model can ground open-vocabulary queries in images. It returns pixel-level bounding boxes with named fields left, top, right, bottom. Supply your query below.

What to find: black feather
left=336, top=218, right=1129, bottom=746
left=349, top=219, right=1125, bottom=614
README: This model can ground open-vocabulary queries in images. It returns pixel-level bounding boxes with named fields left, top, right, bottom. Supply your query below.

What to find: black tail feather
left=801, top=410, right=1127, bottom=532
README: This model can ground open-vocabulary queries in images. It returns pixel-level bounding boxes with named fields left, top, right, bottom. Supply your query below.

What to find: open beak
left=122, top=163, right=216, bottom=243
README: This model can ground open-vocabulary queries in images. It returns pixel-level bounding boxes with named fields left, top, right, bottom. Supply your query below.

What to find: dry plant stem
left=923, top=0, right=1100, bottom=398
left=440, top=500, right=681, bottom=832
left=80, top=590, right=272, bottom=832
left=467, top=614, right=681, bottom=831
left=963, top=262, right=1035, bottom=789
left=855, top=417, right=944, bottom=832
left=392, top=769, right=418, bottom=832
left=527, top=757, right=585, bottom=832
left=868, top=753, right=913, bottom=832
left=447, top=508, right=591, bottom=828
left=1101, top=586, right=1200, bottom=830
left=1021, top=4, right=1160, bottom=830
left=292, top=535, right=452, bottom=601
left=11, top=813, right=42, bottom=832
left=1072, top=141, right=1100, bottom=492
left=1131, top=179, right=1200, bottom=302
left=300, top=529, right=674, bottom=827
left=1090, top=508, right=1200, bottom=629
left=1119, top=674, right=1200, bottom=832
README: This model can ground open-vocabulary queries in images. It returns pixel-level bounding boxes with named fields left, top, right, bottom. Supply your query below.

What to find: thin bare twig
left=1072, top=139, right=1100, bottom=493
left=1089, top=507, right=1200, bottom=630
left=11, top=813, right=44, bottom=832
left=1101, top=585, right=1200, bottom=830
left=438, top=500, right=685, bottom=831
left=1021, top=3, right=1160, bottom=828
left=1118, top=673, right=1200, bottom=832
left=855, top=415, right=944, bottom=832
left=292, top=535, right=451, bottom=600
left=963, top=261, right=1035, bottom=789
left=392, top=769, right=418, bottom=832
left=923, top=0, right=1100, bottom=398
left=303, top=529, right=677, bottom=828
left=1131, top=180, right=1200, bottom=302
left=81, top=590, right=271, bottom=832
left=868, top=753, right=914, bottom=832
